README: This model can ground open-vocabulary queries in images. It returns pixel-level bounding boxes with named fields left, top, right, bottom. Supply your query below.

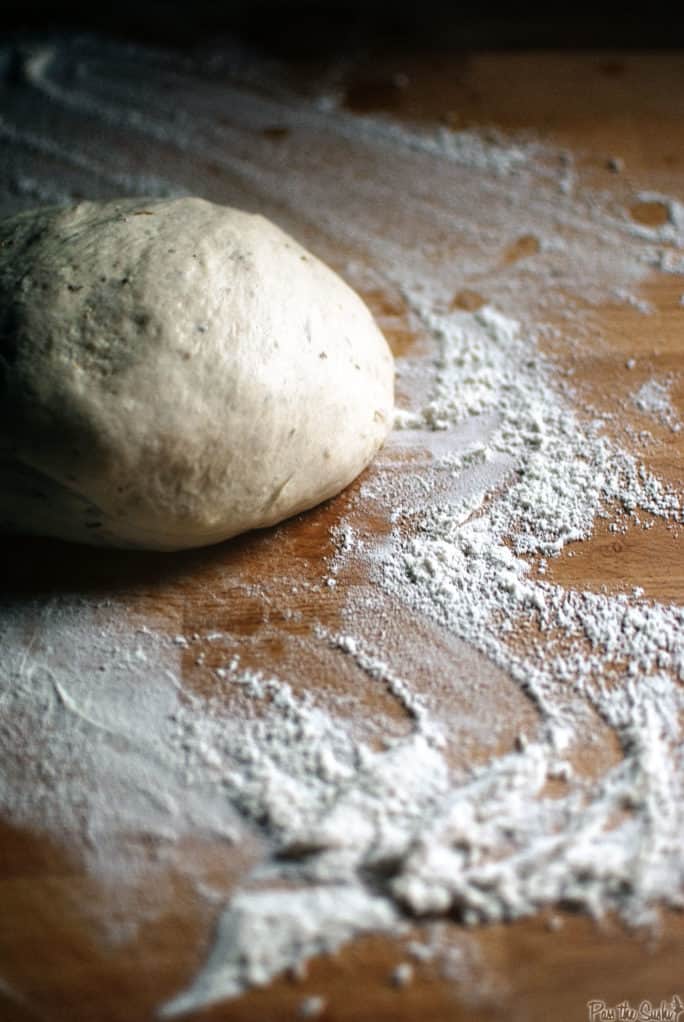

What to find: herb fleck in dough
left=0, top=197, right=394, bottom=550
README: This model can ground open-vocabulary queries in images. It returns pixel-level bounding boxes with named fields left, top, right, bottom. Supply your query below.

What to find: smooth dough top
left=0, top=197, right=394, bottom=550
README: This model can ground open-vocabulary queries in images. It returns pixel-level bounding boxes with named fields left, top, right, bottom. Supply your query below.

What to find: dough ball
left=0, top=197, right=394, bottom=550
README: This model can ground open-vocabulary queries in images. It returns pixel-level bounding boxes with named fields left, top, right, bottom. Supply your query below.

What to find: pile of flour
left=1, top=34, right=683, bottom=1018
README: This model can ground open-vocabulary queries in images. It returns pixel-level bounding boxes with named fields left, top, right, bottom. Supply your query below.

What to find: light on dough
left=0, top=197, right=394, bottom=550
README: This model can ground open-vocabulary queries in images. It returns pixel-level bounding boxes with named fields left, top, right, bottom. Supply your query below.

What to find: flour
left=612, top=286, right=654, bottom=315
left=161, top=887, right=397, bottom=1017
left=628, top=191, right=684, bottom=246
left=298, top=995, right=327, bottom=1018
left=632, top=377, right=683, bottom=433
left=658, top=250, right=684, bottom=275
left=1, top=32, right=683, bottom=1020
left=353, top=306, right=684, bottom=927
left=0, top=602, right=244, bottom=857
left=391, top=962, right=414, bottom=988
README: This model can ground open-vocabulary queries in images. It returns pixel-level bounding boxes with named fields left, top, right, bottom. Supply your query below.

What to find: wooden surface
left=2, top=43, right=684, bottom=1022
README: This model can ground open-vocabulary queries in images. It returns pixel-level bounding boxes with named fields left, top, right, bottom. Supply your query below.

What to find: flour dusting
left=632, top=376, right=683, bottom=433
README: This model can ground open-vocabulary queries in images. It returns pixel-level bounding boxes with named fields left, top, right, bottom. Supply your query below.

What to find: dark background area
left=4, top=3, right=684, bottom=55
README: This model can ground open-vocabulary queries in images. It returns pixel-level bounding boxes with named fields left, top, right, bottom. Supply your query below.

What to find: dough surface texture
left=0, top=197, right=394, bottom=550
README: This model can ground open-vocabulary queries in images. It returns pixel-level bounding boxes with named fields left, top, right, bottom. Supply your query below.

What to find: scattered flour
left=632, top=376, right=683, bottom=433
left=391, top=962, right=414, bottom=988
left=628, top=191, right=684, bottom=246
left=1, top=32, right=684, bottom=1020
left=612, top=286, right=654, bottom=315
left=298, top=995, right=327, bottom=1018
left=658, top=250, right=684, bottom=275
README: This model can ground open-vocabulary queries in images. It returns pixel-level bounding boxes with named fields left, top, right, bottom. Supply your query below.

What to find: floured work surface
left=1, top=37, right=684, bottom=1022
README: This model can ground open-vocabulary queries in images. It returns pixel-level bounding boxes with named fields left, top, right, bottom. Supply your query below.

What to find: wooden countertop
left=1, top=41, right=684, bottom=1022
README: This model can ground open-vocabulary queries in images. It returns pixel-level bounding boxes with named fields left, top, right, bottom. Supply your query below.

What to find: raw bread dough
left=0, top=197, right=394, bottom=550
